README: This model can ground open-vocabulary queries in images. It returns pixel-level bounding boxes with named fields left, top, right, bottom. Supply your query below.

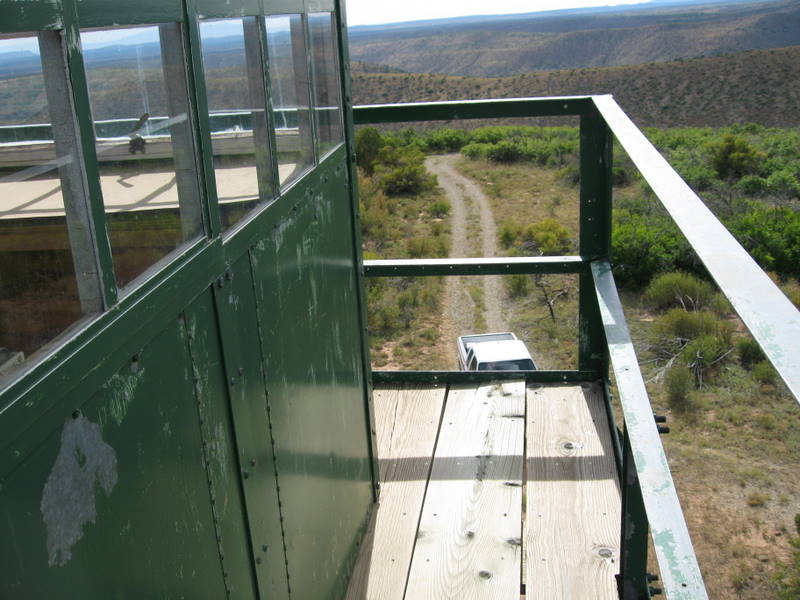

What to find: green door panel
left=251, top=163, right=373, bottom=600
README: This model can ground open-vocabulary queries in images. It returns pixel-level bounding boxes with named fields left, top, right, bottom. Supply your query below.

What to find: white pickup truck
left=457, top=332, right=537, bottom=371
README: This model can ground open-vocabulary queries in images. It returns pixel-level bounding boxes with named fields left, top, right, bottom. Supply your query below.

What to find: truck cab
left=458, top=332, right=537, bottom=371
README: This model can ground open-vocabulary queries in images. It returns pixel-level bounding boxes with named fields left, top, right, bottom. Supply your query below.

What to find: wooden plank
left=405, top=381, right=524, bottom=599
left=525, top=383, right=621, bottom=599
left=347, top=385, right=447, bottom=600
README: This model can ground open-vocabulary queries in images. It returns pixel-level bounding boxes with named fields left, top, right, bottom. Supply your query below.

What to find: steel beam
left=353, top=96, right=594, bottom=124
left=363, top=256, right=586, bottom=277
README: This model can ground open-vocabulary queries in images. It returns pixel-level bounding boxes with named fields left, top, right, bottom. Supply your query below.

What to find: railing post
left=579, top=110, right=612, bottom=375
left=619, top=426, right=652, bottom=600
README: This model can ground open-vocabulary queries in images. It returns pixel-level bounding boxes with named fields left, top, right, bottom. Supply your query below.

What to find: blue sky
left=345, top=0, right=655, bottom=26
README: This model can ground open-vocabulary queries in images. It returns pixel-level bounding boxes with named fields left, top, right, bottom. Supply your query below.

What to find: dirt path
left=425, top=154, right=506, bottom=349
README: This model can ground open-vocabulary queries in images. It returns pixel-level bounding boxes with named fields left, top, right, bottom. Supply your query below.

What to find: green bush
left=682, top=334, right=731, bottom=384
left=753, top=360, right=777, bottom=385
left=708, top=134, right=765, bottom=180
left=377, top=163, right=434, bottom=196
left=644, top=272, right=718, bottom=311
left=487, top=140, right=523, bottom=163
left=665, top=366, right=693, bottom=411
left=424, top=128, right=468, bottom=152
left=460, top=142, right=492, bottom=160
left=506, top=274, right=531, bottom=298
left=611, top=212, right=694, bottom=287
left=428, top=199, right=450, bottom=218
left=653, top=309, right=725, bottom=343
left=355, top=126, right=384, bottom=175
left=735, top=337, right=765, bottom=368
left=524, top=219, right=572, bottom=255
left=499, top=222, right=520, bottom=248
left=727, top=205, right=800, bottom=278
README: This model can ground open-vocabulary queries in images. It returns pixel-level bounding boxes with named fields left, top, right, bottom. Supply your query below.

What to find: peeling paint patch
left=97, top=369, right=145, bottom=428
left=41, top=415, right=118, bottom=567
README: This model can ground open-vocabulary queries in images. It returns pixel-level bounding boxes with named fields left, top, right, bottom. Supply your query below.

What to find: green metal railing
left=354, top=95, right=800, bottom=599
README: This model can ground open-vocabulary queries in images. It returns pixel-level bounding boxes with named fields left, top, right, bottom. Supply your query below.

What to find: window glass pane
left=0, top=33, right=94, bottom=384
left=265, top=14, right=314, bottom=188
left=81, top=24, right=203, bottom=289
left=308, top=12, right=344, bottom=157
left=199, top=17, right=274, bottom=230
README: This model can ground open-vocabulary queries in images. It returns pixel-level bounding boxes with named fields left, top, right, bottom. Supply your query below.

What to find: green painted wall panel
left=251, top=159, right=373, bottom=600
left=184, top=290, right=261, bottom=600
left=211, top=254, right=290, bottom=599
left=0, top=319, right=228, bottom=598
left=76, top=0, right=183, bottom=27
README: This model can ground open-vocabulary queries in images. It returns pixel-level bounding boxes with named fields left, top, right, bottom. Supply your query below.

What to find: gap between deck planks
left=346, top=385, right=447, bottom=600
left=346, top=382, right=621, bottom=600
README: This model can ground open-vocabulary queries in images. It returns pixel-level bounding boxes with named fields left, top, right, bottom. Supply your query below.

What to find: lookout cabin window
left=264, top=14, right=314, bottom=189
left=80, top=24, right=204, bottom=290
left=199, top=17, right=275, bottom=231
left=308, top=12, right=344, bottom=157
left=0, top=32, right=97, bottom=384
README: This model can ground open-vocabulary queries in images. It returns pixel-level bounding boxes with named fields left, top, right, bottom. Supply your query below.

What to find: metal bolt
left=238, top=367, right=244, bottom=376
left=71, top=410, right=81, bottom=419
left=255, top=557, right=262, bottom=565
left=262, top=544, right=268, bottom=552
left=478, top=570, right=492, bottom=580
left=250, top=459, right=256, bottom=467
left=242, top=470, right=249, bottom=479
left=598, top=548, right=613, bottom=559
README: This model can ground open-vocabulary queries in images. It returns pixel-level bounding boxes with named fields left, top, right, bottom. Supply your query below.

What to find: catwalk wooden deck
left=347, top=382, right=621, bottom=600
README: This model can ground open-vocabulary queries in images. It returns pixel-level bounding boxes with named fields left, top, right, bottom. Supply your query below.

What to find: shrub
left=665, top=366, right=693, bottom=411
left=611, top=213, right=694, bottom=287
left=524, top=219, right=572, bottom=255
left=428, top=199, right=450, bottom=218
left=406, top=236, right=436, bottom=258
left=708, top=134, right=765, bottom=180
left=460, top=142, right=492, bottom=160
left=735, top=337, right=764, bottom=368
left=653, top=309, right=726, bottom=344
left=425, top=128, right=468, bottom=152
left=506, top=274, right=531, bottom=298
left=753, top=360, right=777, bottom=385
left=487, top=140, right=523, bottom=163
left=736, top=174, right=769, bottom=196
left=727, top=205, right=800, bottom=278
left=557, top=164, right=580, bottom=187
left=499, top=222, right=520, bottom=248
left=355, top=127, right=384, bottom=175
left=377, top=163, right=434, bottom=196
left=682, top=334, right=731, bottom=385
left=644, top=272, right=717, bottom=311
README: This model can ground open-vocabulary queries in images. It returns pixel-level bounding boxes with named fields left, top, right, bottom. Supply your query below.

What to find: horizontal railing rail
left=363, top=255, right=586, bottom=277
left=593, top=95, right=800, bottom=402
left=593, top=260, right=707, bottom=600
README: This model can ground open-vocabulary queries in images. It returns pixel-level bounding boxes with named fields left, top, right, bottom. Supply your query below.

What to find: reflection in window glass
left=265, top=14, right=315, bottom=188
left=200, top=18, right=274, bottom=230
left=0, top=34, right=91, bottom=383
left=81, top=24, right=203, bottom=288
left=309, top=12, right=344, bottom=157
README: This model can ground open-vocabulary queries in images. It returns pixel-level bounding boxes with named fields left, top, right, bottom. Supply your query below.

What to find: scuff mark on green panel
left=40, top=414, right=118, bottom=567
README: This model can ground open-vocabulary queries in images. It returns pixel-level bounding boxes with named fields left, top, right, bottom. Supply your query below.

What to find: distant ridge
left=349, top=0, right=799, bottom=77
left=351, top=45, right=800, bottom=128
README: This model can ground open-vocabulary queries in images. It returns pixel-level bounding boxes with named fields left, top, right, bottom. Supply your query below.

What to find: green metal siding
left=0, top=0, right=375, bottom=597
